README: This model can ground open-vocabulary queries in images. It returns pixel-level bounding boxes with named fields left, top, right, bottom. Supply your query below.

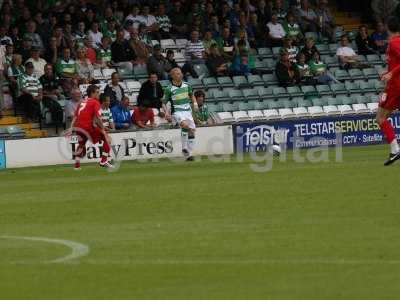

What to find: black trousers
left=18, top=93, right=40, bottom=120
left=42, top=96, right=63, bottom=125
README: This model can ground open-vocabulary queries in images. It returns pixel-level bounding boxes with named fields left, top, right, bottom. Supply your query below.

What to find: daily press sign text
left=234, top=113, right=400, bottom=151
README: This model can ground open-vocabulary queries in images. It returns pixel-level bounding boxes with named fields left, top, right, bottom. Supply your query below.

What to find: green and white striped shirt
left=18, top=73, right=42, bottom=97
left=100, top=108, right=114, bottom=129
left=96, top=48, right=112, bottom=62
left=56, top=58, right=77, bottom=76
left=156, top=15, right=172, bottom=32
left=163, top=81, right=193, bottom=112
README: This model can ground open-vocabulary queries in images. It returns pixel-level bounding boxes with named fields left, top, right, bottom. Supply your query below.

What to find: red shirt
left=387, top=35, right=400, bottom=91
left=86, top=47, right=96, bottom=64
left=132, top=107, right=154, bottom=126
left=75, top=97, right=101, bottom=129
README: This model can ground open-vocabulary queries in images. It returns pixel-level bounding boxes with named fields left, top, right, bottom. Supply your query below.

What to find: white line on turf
left=0, top=235, right=90, bottom=263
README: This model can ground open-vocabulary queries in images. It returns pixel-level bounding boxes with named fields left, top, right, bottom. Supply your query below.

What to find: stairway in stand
left=0, top=109, right=48, bottom=139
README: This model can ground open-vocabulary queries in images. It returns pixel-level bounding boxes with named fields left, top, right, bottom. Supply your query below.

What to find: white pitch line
left=0, top=235, right=90, bottom=263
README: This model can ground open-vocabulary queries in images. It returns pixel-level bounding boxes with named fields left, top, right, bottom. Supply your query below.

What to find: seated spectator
left=83, top=36, right=97, bottom=64
left=208, top=14, right=221, bottom=38
left=267, top=12, right=286, bottom=47
left=129, top=27, right=151, bottom=66
left=316, top=0, right=336, bottom=42
left=65, top=88, right=81, bottom=128
left=371, top=21, right=389, bottom=53
left=0, top=26, right=12, bottom=46
left=4, top=43, right=14, bottom=70
left=193, top=90, right=210, bottom=126
left=111, top=29, right=137, bottom=74
left=132, top=101, right=155, bottom=129
left=300, top=37, right=320, bottom=62
left=336, top=34, right=367, bottom=69
left=230, top=53, right=251, bottom=76
left=96, top=36, right=112, bottom=68
left=280, top=37, right=299, bottom=63
left=235, top=40, right=256, bottom=70
left=44, top=37, right=59, bottom=65
left=283, top=13, right=303, bottom=45
left=216, top=27, right=235, bottom=60
left=234, top=29, right=252, bottom=51
left=7, top=54, right=24, bottom=100
left=274, top=0, right=288, bottom=23
left=74, top=21, right=87, bottom=48
left=248, top=13, right=265, bottom=48
left=203, top=30, right=218, bottom=55
left=295, top=52, right=314, bottom=84
left=125, top=5, right=142, bottom=30
left=138, top=5, right=158, bottom=40
left=183, top=30, right=206, bottom=78
left=138, top=23, right=153, bottom=48
left=206, top=44, right=230, bottom=77
left=23, top=20, right=44, bottom=52
left=111, top=95, right=132, bottom=130
left=25, top=47, right=47, bottom=78
left=99, top=93, right=115, bottom=131
left=104, top=72, right=125, bottom=108
left=39, top=64, right=63, bottom=125
left=298, top=0, right=318, bottom=33
left=76, top=47, right=95, bottom=84
left=64, top=23, right=76, bottom=50
left=17, top=62, right=42, bottom=120
left=88, top=21, right=103, bottom=49
left=156, top=3, right=172, bottom=39
left=137, top=72, right=164, bottom=112
left=165, top=50, right=178, bottom=72
left=103, top=19, right=117, bottom=43
left=275, top=51, right=298, bottom=87
left=18, top=36, right=33, bottom=62
left=170, top=1, right=189, bottom=38
left=56, top=47, right=78, bottom=95
left=356, top=25, right=376, bottom=55
left=147, top=44, right=169, bottom=80
left=308, top=51, right=335, bottom=84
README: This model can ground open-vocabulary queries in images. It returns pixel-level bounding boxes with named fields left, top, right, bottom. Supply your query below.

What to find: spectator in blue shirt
left=230, top=54, right=250, bottom=76
left=111, top=96, right=132, bottom=130
left=371, top=21, right=389, bottom=53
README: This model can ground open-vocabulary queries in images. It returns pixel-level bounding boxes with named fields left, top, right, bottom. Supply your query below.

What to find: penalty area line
left=0, top=235, right=90, bottom=264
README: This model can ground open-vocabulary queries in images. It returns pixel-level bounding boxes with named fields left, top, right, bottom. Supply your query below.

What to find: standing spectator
left=18, top=62, right=42, bottom=120
left=132, top=102, right=155, bottom=129
left=99, top=94, right=115, bottom=131
left=156, top=3, right=172, bottom=39
left=65, top=88, right=81, bottom=128
left=25, top=48, right=47, bottom=78
left=88, top=22, right=103, bottom=49
left=300, top=37, right=320, bottom=62
left=206, top=44, right=230, bottom=77
left=356, top=25, right=376, bottom=55
left=96, top=36, right=112, bottom=68
left=298, top=0, right=318, bottom=33
left=283, top=13, right=303, bottom=45
left=183, top=30, right=206, bottom=77
left=7, top=54, right=24, bottom=101
left=104, top=72, right=125, bottom=108
left=137, top=72, right=164, bottom=112
left=111, top=95, right=132, bottom=130
left=39, top=64, right=63, bottom=126
left=111, top=29, right=137, bottom=74
left=266, top=13, right=286, bottom=47
left=147, top=44, right=169, bottom=80
left=23, top=20, right=44, bottom=51
left=315, top=0, right=336, bottom=42
left=275, top=51, right=297, bottom=87
left=76, top=47, right=95, bottom=84
left=371, top=21, right=389, bottom=53
left=193, top=90, right=209, bottom=126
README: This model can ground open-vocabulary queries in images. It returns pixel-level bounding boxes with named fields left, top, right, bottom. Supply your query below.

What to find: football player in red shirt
left=70, top=84, right=114, bottom=170
left=377, top=17, right=400, bottom=165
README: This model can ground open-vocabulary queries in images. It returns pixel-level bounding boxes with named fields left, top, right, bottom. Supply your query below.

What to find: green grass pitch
left=1, top=145, right=400, bottom=300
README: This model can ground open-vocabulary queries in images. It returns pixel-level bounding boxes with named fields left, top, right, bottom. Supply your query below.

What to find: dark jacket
left=104, top=83, right=125, bottom=108
left=137, top=80, right=164, bottom=109
left=111, top=39, right=136, bottom=63
left=355, top=34, right=376, bottom=55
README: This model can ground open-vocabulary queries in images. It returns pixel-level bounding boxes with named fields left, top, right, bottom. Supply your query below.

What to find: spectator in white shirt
left=267, top=13, right=286, bottom=47
left=65, top=88, right=81, bottom=128
left=138, top=5, right=158, bottom=35
left=125, top=5, right=142, bottom=29
left=88, top=22, right=103, bottom=49
left=336, top=34, right=362, bottom=69
left=26, top=47, right=47, bottom=78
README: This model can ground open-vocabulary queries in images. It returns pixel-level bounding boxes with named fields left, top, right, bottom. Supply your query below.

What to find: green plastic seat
left=217, top=76, right=234, bottom=88
left=202, top=77, right=219, bottom=89
left=287, top=86, right=303, bottom=98
left=334, top=69, right=351, bottom=81
left=247, top=74, right=264, bottom=86
left=228, top=89, right=244, bottom=101
left=348, top=68, right=365, bottom=80
left=262, top=74, right=279, bottom=86
left=316, top=84, right=332, bottom=96
left=233, top=76, right=250, bottom=88
left=362, top=68, right=379, bottom=79
left=330, top=83, right=347, bottom=95
left=272, top=87, right=289, bottom=99
left=242, top=88, right=260, bottom=101
left=133, top=65, right=148, bottom=79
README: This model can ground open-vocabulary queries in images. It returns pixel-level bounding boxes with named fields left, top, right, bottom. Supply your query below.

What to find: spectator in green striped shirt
left=193, top=90, right=210, bottom=125
left=56, top=48, right=78, bottom=95
left=282, top=13, right=303, bottom=45
left=96, top=37, right=112, bottom=68
left=17, top=62, right=42, bottom=120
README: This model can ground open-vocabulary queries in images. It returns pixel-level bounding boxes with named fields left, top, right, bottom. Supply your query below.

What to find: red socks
left=380, top=119, right=396, bottom=143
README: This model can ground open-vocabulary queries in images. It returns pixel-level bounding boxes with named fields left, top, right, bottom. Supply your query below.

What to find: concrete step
left=0, top=116, right=25, bottom=125
left=25, top=129, right=48, bottom=138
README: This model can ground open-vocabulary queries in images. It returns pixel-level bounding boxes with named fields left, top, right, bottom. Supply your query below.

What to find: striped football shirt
left=185, top=40, right=205, bottom=60
left=18, top=73, right=42, bottom=97
left=163, top=81, right=193, bottom=112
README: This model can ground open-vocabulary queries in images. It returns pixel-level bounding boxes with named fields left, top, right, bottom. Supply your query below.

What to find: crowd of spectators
left=0, top=0, right=390, bottom=130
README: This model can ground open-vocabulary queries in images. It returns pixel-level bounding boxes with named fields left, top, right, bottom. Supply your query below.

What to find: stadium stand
left=0, top=0, right=387, bottom=138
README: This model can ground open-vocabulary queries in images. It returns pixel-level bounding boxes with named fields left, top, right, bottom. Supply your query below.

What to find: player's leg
left=180, top=121, right=190, bottom=157
left=94, top=129, right=114, bottom=168
left=376, top=104, right=400, bottom=165
left=74, top=130, right=88, bottom=170
left=186, top=117, right=196, bottom=161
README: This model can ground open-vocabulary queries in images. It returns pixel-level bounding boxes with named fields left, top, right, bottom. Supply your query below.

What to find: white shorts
left=173, top=111, right=196, bottom=130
